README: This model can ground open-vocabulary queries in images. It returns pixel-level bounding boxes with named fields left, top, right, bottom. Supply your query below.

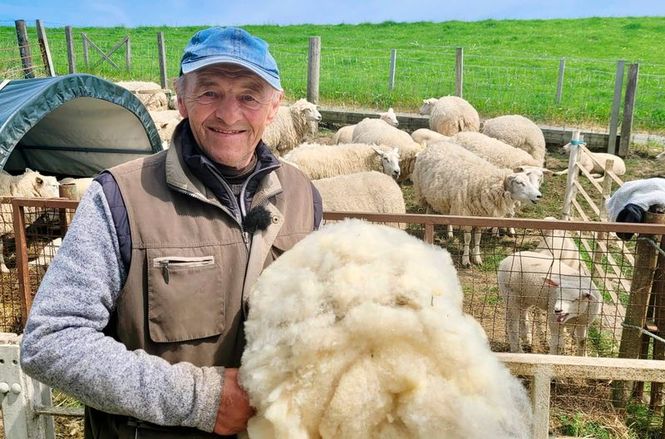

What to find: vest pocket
left=147, top=249, right=224, bottom=343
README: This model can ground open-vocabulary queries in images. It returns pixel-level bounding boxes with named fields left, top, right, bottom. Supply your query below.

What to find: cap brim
left=181, top=56, right=282, bottom=91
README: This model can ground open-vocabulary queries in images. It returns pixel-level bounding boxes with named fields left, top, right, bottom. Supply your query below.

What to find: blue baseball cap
left=180, top=27, right=282, bottom=91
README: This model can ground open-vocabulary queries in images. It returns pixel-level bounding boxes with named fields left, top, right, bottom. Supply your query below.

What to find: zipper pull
left=162, top=261, right=170, bottom=284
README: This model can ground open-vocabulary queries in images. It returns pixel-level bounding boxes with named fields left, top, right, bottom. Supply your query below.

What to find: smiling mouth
left=209, top=127, right=244, bottom=134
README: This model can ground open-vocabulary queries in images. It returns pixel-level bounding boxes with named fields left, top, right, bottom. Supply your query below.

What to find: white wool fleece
left=240, top=219, right=532, bottom=439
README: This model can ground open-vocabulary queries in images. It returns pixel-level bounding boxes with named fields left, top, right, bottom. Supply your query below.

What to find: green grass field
left=2, top=17, right=665, bottom=133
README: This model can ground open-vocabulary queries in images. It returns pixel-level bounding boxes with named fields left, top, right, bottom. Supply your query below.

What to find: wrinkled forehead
left=188, top=64, right=271, bottom=93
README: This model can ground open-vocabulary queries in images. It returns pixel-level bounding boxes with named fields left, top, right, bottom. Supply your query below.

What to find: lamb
left=58, top=177, right=94, bottom=201
left=412, top=141, right=541, bottom=267
left=148, top=110, right=182, bottom=144
left=241, top=219, right=532, bottom=438
left=480, top=115, right=547, bottom=163
left=497, top=250, right=602, bottom=355
left=313, top=171, right=406, bottom=228
left=351, top=118, right=424, bottom=181
left=452, top=131, right=544, bottom=168
left=331, top=108, right=399, bottom=144
left=116, top=81, right=168, bottom=111
left=262, top=99, right=322, bottom=155
left=556, top=143, right=626, bottom=178
left=410, top=128, right=450, bottom=146
left=0, top=169, right=60, bottom=273
left=420, top=96, right=480, bottom=136
left=284, top=143, right=400, bottom=180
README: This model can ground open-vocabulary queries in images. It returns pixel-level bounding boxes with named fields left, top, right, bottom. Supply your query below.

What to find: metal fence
left=3, top=22, right=665, bottom=137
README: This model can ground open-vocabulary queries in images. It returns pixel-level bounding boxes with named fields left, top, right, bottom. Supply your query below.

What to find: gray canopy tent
left=0, top=74, right=163, bottom=177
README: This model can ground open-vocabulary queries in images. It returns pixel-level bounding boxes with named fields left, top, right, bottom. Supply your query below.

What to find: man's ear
left=265, top=90, right=283, bottom=124
left=177, top=94, right=188, bottom=119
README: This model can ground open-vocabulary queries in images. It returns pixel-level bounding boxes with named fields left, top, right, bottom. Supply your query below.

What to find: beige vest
left=86, top=136, right=314, bottom=438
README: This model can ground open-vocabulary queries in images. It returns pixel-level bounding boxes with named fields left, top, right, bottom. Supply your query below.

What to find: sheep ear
left=392, top=147, right=399, bottom=155
left=543, top=277, right=559, bottom=288
left=371, top=146, right=383, bottom=155
left=542, top=168, right=554, bottom=175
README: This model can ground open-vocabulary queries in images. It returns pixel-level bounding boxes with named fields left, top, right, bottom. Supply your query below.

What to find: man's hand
left=213, top=368, right=255, bottom=435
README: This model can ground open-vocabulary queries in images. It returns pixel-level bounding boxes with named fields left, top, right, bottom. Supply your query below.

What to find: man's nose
left=214, top=96, right=243, bottom=124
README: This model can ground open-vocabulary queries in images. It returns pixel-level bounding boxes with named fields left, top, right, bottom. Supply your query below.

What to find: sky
left=2, top=0, right=665, bottom=27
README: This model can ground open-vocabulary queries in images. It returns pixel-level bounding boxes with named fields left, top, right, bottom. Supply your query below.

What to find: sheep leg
left=548, top=320, right=565, bottom=355
left=574, top=324, right=588, bottom=356
left=520, top=308, right=531, bottom=346
left=0, top=240, right=7, bottom=273
left=461, top=230, right=472, bottom=268
left=471, top=228, right=482, bottom=265
left=447, top=224, right=454, bottom=240
left=505, top=298, right=524, bottom=353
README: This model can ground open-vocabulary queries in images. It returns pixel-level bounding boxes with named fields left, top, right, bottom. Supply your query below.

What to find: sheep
left=351, top=118, right=424, bottom=181
left=241, top=219, right=532, bottom=439
left=0, top=169, right=60, bottom=273
left=331, top=108, right=399, bottom=144
left=410, top=128, right=450, bottom=146
left=148, top=110, right=182, bottom=144
left=313, top=171, right=406, bottom=228
left=284, top=143, right=401, bottom=181
left=452, top=131, right=545, bottom=168
left=262, top=99, right=322, bottom=155
left=420, top=96, right=480, bottom=136
left=555, top=143, right=626, bottom=178
left=58, top=177, right=94, bottom=201
left=480, top=115, right=546, bottom=163
left=116, top=81, right=168, bottom=111
left=497, top=250, right=602, bottom=355
left=28, top=237, right=62, bottom=268
left=412, top=141, right=541, bottom=267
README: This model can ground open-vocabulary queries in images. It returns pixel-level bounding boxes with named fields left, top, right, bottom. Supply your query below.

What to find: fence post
left=0, top=334, right=56, bottom=439
left=35, top=20, right=55, bottom=77
left=157, top=32, right=168, bottom=90
left=613, top=212, right=665, bottom=407
left=82, top=33, right=89, bottom=67
left=65, top=26, right=76, bottom=74
left=125, top=36, right=131, bottom=71
left=561, top=131, right=582, bottom=220
left=652, top=234, right=665, bottom=414
left=618, top=63, right=639, bottom=158
left=14, top=20, right=35, bottom=79
left=307, top=36, right=321, bottom=105
left=593, top=159, right=614, bottom=266
left=455, top=47, right=463, bottom=98
left=388, top=49, right=397, bottom=91
left=607, top=60, right=625, bottom=154
left=555, top=57, right=565, bottom=104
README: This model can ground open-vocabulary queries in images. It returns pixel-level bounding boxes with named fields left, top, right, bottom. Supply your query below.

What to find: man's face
left=178, top=66, right=282, bottom=169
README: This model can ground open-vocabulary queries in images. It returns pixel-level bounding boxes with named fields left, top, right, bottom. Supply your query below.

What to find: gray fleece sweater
left=19, top=181, right=223, bottom=433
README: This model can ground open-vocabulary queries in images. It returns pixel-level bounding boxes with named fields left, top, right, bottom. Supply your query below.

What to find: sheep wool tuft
left=241, top=219, right=532, bottom=439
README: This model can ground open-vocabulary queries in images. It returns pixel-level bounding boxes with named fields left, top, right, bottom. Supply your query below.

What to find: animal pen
left=0, top=195, right=663, bottom=438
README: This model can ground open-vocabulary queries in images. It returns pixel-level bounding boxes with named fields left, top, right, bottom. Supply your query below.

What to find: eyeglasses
left=190, top=89, right=274, bottom=112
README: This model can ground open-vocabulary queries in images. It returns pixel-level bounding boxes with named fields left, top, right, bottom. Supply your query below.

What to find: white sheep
left=556, top=143, right=627, bottom=178
left=497, top=250, right=602, bottom=355
left=452, top=131, right=545, bottom=168
left=412, top=142, right=541, bottom=267
left=283, top=143, right=400, bottom=180
left=58, top=177, right=94, bottom=201
left=481, top=115, right=547, bottom=163
left=262, top=99, right=322, bottom=155
left=421, top=96, right=480, bottom=136
left=148, top=110, right=182, bottom=144
left=116, top=81, right=168, bottom=111
left=0, top=169, right=60, bottom=273
left=331, top=108, right=399, bottom=144
left=241, top=219, right=532, bottom=439
left=28, top=237, right=62, bottom=268
left=410, top=128, right=450, bottom=146
left=351, top=118, right=424, bottom=181
left=313, top=171, right=406, bottom=228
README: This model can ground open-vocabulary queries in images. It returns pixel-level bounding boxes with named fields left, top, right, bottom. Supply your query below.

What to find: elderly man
left=21, top=27, right=322, bottom=438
